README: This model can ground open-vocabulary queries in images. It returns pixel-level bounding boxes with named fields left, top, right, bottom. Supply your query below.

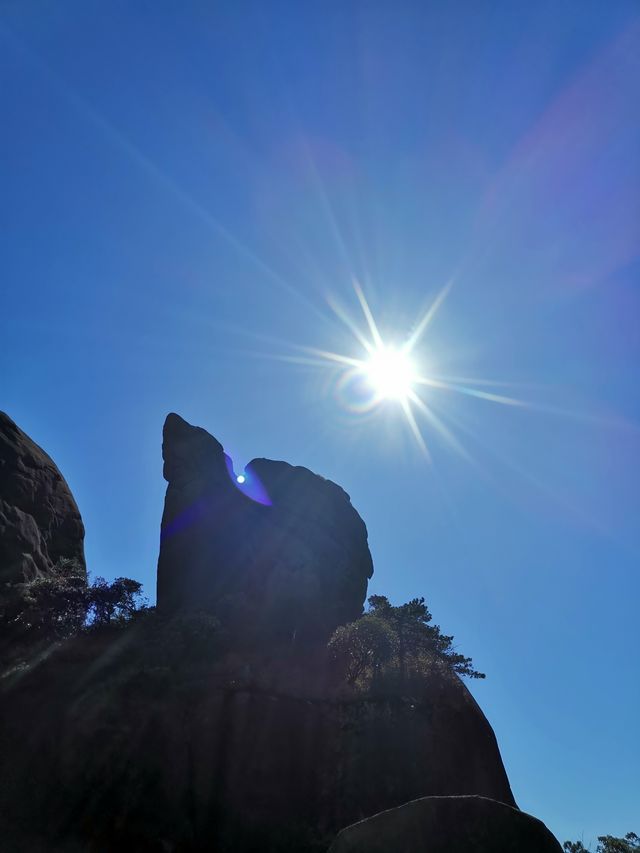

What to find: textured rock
left=0, top=637, right=516, bottom=850
left=328, top=795, right=562, bottom=853
left=0, top=412, right=85, bottom=588
left=157, top=413, right=373, bottom=641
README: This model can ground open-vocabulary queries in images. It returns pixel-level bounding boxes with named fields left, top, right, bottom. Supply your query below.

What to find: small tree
left=597, top=835, right=639, bottom=853
left=0, top=558, right=88, bottom=645
left=328, top=615, right=395, bottom=684
left=1, top=559, right=146, bottom=668
left=564, top=833, right=639, bottom=853
left=367, top=595, right=485, bottom=680
left=87, top=576, right=145, bottom=627
left=327, top=593, right=484, bottom=691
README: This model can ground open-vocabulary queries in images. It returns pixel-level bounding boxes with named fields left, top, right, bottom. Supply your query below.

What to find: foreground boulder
left=328, top=795, right=562, bottom=853
left=0, top=411, right=85, bottom=589
left=157, top=413, right=373, bottom=642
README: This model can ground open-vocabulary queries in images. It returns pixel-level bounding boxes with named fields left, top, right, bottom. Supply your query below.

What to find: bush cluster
left=1, top=558, right=484, bottom=699
left=564, top=833, right=639, bottom=853
left=0, top=557, right=146, bottom=666
left=328, top=594, right=484, bottom=689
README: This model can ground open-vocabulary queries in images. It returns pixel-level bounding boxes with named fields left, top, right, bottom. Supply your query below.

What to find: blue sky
left=1, top=1, right=639, bottom=844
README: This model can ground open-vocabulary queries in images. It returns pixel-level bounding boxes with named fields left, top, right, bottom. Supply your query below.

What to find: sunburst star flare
left=308, top=279, right=527, bottom=459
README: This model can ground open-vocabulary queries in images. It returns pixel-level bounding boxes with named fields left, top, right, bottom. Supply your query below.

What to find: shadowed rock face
left=0, top=640, right=517, bottom=851
left=328, top=795, right=562, bottom=853
left=0, top=412, right=85, bottom=588
left=157, top=413, right=373, bottom=642
left=0, top=412, right=522, bottom=852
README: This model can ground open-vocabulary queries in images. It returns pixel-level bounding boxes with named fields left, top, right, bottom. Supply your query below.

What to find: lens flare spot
left=236, top=474, right=246, bottom=484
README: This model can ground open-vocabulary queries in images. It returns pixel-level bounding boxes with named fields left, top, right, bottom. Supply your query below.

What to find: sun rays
left=361, top=345, right=418, bottom=401
left=280, top=278, right=529, bottom=460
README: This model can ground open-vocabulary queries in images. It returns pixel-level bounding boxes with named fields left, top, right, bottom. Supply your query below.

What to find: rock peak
left=162, top=412, right=227, bottom=483
left=157, top=414, right=373, bottom=641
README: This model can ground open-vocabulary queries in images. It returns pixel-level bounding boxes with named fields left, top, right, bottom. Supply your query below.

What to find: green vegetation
left=0, top=557, right=146, bottom=667
left=564, top=833, right=639, bottom=852
left=328, top=594, right=485, bottom=689
left=1, top=557, right=88, bottom=646
left=1, top=560, right=483, bottom=703
left=86, top=574, right=146, bottom=627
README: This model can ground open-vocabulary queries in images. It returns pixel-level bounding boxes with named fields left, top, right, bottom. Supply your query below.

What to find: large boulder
left=0, top=637, right=517, bottom=850
left=157, top=413, right=373, bottom=642
left=328, top=795, right=563, bottom=853
left=0, top=412, right=85, bottom=588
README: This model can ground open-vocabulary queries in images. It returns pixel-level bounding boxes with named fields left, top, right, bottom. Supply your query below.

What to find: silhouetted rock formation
left=328, top=795, right=563, bottom=853
left=0, top=411, right=548, bottom=853
left=0, top=411, right=85, bottom=590
left=157, top=413, right=373, bottom=642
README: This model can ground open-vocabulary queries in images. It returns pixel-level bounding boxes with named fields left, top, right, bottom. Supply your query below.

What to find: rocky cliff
left=157, top=413, right=373, bottom=642
left=0, top=622, right=516, bottom=851
left=0, top=411, right=85, bottom=589
left=0, top=412, right=562, bottom=853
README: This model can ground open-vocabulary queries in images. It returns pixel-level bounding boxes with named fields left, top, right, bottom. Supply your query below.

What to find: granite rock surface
left=0, top=411, right=85, bottom=589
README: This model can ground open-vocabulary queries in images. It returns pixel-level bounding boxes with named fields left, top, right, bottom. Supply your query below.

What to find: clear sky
left=1, top=1, right=638, bottom=845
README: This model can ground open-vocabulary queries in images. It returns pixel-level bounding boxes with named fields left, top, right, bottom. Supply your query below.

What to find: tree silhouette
left=564, top=833, right=639, bottom=853
left=328, top=593, right=484, bottom=688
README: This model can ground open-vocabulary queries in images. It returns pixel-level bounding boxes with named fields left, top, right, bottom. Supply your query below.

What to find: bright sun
left=288, top=278, right=521, bottom=458
left=362, top=345, right=417, bottom=401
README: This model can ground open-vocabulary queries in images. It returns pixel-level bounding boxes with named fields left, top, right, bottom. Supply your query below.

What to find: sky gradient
left=1, top=1, right=639, bottom=845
